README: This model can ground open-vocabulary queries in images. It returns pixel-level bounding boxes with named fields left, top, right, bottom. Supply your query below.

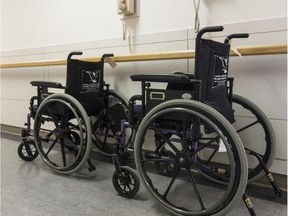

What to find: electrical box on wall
left=117, top=0, right=139, bottom=18
left=117, top=0, right=139, bottom=40
left=118, top=0, right=134, bottom=15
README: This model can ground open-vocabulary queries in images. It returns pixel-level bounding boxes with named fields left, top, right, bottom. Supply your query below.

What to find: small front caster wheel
left=112, top=166, right=140, bottom=198
left=18, top=140, right=39, bottom=161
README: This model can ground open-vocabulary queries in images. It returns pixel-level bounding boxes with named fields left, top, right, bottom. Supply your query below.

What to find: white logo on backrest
left=217, top=56, right=228, bottom=74
left=83, top=70, right=100, bottom=83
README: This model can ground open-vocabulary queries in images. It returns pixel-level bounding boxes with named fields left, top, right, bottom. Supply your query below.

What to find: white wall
left=1, top=0, right=287, bottom=50
left=0, top=1, right=287, bottom=175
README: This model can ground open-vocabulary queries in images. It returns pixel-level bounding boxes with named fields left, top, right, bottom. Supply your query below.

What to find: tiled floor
left=1, top=132, right=287, bottom=216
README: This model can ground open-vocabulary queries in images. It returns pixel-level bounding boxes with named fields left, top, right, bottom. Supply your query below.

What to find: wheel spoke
left=154, top=127, right=179, bottom=153
left=102, top=126, right=110, bottom=149
left=205, top=148, right=218, bottom=165
left=191, top=136, right=219, bottom=155
left=236, top=120, right=259, bottom=133
left=63, top=136, right=77, bottom=149
left=24, top=143, right=33, bottom=156
left=60, top=138, right=67, bottom=167
left=141, top=157, right=175, bottom=163
left=245, top=147, right=264, bottom=158
left=45, top=138, right=59, bottom=157
left=186, top=168, right=206, bottom=210
left=126, top=181, right=132, bottom=192
left=163, top=166, right=181, bottom=199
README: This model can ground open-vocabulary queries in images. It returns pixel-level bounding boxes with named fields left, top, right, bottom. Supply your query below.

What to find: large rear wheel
left=134, top=99, right=248, bottom=216
left=92, top=90, right=129, bottom=156
left=232, top=94, right=275, bottom=183
left=34, top=93, right=92, bottom=174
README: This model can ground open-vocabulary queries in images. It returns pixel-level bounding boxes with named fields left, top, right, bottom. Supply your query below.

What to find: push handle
left=67, top=52, right=114, bottom=62
left=194, top=26, right=224, bottom=80
left=224, top=33, right=249, bottom=43
left=196, top=26, right=224, bottom=42
left=102, top=53, right=114, bottom=58
left=67, top=51, right=83, bottom=61
left=101, top=53, right=114, bottom=61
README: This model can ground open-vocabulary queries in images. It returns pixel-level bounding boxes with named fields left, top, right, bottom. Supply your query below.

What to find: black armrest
left=172, top=71, right=195, bottom=79
left=30, top=81, right=66, bottom=89
left=130, top=74, right=190, bottom=83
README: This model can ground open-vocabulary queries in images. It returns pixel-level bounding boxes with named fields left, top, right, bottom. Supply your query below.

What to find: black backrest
left=194, top=28, right=234, bottom=123
left=194, top=39, right=231, bottom=100
left=167, top=27, right=235, bottom=123
left=65, top=52, right=105, bottom=116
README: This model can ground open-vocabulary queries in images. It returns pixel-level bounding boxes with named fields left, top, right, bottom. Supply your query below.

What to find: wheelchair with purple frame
left=18, top=26, right=280, bottom=216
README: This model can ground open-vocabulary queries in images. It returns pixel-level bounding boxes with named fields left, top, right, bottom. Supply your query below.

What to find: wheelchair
left=90, top=27, right=280, bottom=195
left=17, top=26, right=280, bottom=215
left=17, top=52, right=128, bottom=174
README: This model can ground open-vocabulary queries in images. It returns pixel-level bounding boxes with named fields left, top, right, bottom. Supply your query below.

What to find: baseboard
left=1, top=124, right=24, bottom=136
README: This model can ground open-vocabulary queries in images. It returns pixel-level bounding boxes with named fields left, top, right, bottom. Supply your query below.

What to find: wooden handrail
left=0, top=44, right=286, bottom=69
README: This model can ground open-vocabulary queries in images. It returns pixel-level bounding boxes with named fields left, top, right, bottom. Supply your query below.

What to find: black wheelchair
left=18, top=26, right=280, bottom=215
